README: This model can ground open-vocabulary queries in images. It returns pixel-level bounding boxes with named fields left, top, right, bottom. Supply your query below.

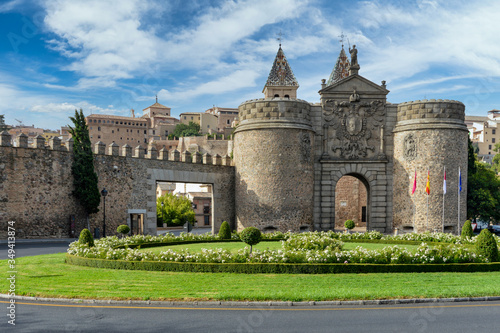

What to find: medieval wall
left=0, top=133, right=234, bottom=239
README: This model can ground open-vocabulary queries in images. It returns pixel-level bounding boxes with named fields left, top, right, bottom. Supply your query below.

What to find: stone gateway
left=0, top=45, right=468, bottom=238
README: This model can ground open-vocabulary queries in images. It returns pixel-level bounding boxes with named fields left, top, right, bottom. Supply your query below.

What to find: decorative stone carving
left=323, top=98, right=385, bottom=159
left=300, top=132, right=311, bottom=162
left=349, top=45, right=358, bottom=67
left=403, top=133, right=417, bottom=161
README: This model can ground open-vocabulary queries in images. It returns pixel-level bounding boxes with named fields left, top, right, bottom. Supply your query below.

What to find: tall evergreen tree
left=0, top=114, right=10, bottom=132
left=68, top=109, right=100, bottom=215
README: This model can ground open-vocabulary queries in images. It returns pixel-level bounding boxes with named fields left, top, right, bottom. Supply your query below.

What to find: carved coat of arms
left=323, top=90, right=385, bottom=160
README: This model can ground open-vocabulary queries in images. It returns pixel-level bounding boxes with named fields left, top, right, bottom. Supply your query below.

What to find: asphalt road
left=1, top=300, right=499, bottom=333
left=0, top=241, right=74, bottom=260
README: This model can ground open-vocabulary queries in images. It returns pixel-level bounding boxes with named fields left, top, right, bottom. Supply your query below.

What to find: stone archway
left=316, top=162, right=390, bottom=233
left=334, top=174, right=368, bottom=231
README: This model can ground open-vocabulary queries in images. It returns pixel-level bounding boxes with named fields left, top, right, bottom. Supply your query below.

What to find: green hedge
left=115, top=239, right=263, bottom=250
left=66, top=254, right=500, bottom=274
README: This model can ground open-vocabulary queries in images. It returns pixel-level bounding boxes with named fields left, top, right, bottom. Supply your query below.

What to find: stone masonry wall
left=0, top=133, right=234, bottom=239
left=393, top=100, right=468, bottom=233
left=334, top=176, right=367, bottom=228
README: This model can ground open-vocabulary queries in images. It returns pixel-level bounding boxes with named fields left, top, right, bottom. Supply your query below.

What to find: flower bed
left=66, top=231, right=499, bottom=268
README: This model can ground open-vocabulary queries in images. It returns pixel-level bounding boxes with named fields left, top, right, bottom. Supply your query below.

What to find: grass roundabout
left=66, top=231, right=500, bottom=274
left=1, top=231, right=500, bottom=302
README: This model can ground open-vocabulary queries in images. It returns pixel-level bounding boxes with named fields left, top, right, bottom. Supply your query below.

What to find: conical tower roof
left=264, top=46, right=299, bottom=88
left=327, top=46, right=350, bottom=86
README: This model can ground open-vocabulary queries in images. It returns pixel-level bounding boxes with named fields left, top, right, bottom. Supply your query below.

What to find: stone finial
left=202, top=153, right=212, bottom=165
left=181, top=150, right=192, bottom=163
left=133, top=145, right=144, bottom=158
left=94, top=141, right=105, bottom=155
left=65, top=138, right=74, bottom=152
left=170, top=149, right=180, bottom=162
left=33, top=135, right=46, bottom=149
left=15, top=133, right=28, bottom=148
left=213, top=154, right=222, bottom=165
left=49, top=136, right=61, bottom=150
left=158, top=147, right=169, bottom=160
left=147, top=144, right=158, bottom=159
left=108, top=142, right=119, bottom=156
left=0, top=131, right=12, bottom=147
left=192, top=151, right=202, bottom=164
left=222, top=155, right=232, bottom=166
left=121, top=144, right=132, bottom=157
left=321, top=79, right=326, bottom=89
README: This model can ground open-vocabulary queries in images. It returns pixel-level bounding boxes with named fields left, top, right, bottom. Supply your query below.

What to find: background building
left=466, top=110, right=500, bottom=163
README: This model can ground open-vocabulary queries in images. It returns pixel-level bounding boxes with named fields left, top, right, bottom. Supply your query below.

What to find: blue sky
left=1, top=0, right=500, bottom=130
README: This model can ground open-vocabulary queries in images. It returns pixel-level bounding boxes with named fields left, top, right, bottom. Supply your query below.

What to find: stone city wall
left=0, top=132, right=234, bottom=239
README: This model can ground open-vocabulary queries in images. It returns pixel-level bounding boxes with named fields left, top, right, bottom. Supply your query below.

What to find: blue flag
left=459, top=167, right=462, bottom=192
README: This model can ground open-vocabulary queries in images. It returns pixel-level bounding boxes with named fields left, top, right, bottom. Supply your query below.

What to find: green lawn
left=141, top=241, right=421, bottom=254
left=2, top=253, right=500, bottom=302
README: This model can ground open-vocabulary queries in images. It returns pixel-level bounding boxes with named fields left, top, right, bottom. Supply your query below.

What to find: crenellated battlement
left=0, top=131, right=233, bottom=167
left=397, top=99, right=465, bottom=122
left=238, top=98, right=311, bottom=122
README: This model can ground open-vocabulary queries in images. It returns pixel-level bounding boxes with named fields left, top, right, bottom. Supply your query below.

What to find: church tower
left=262, top=45, right=299, bottom=99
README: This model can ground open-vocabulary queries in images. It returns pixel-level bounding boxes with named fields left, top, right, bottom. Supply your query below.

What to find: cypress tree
left=68, top=109, right=100, bottom=215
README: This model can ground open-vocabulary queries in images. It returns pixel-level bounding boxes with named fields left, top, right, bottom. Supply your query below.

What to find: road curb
left=2, top=294, right=500, bottom=307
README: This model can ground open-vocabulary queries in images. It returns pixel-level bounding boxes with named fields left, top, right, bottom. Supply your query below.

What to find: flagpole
left=426, top=168, right=429, bottom=232
left=458, top=166, right=461, bottom=235
left=442, top=166, right=446, bottom=233
left=413, top=168, right=416, bottom=230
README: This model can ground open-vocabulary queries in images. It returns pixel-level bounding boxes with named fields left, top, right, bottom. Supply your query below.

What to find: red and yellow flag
left=425, top=170, right=430, bottom=195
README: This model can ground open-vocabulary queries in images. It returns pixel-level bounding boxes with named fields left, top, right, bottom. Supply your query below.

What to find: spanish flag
left=425, top=169, right=430, bottom=195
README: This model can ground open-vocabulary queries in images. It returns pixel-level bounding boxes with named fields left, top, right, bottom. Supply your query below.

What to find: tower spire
left=262, top=44, right=299, bottom=99
left=326, top=45, right=350, bottom=86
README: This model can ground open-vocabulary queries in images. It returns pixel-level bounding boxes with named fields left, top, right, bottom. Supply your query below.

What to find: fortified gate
left=0, top=45, right=468, bottom=239
left=234, top=45, right=468, bottom=234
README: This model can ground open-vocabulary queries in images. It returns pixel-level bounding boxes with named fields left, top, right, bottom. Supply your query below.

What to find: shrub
left=117, top=225, right=130, bottom=236
left=78, top=228, right=94, bottom=247
left=218, top=221, right=231, bottom=240
left=239, top=227, right=262, bottom=253
left=461, top=220, right=474, bottom=238
left=475, top=229, right=499, bottom=262
left=344, top=220, right=355, bottom=230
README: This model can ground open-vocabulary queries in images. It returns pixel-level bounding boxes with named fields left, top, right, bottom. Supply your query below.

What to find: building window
left=204, top=215, right=210, bottom=225
left=117, top=128, right=119, bottom=132
left=137, top=130, right=139, bottom=133
left=90, top=127, right=92, bottom=130
left=97, top=135, right=101, bottom=139
left=361, top=206, right=367, bottom=222
left=98, top=120, right=101, bottom=123
left=112, top=130, right=114, bottom=133
left=489, top=145, right=492, bottom=150
left=184, top=116, right=186, bottom=120
left=493, top=138, right=496, bottom=143
left=144, top=139, right=147, bottom=143
left=144, top=130, right=146, bottom=134
left=192, top=204, right=197, bottom=209
left=153, top=130, right=155, bottom=135
left=98, top=127, right=101, bottom=131
left=191, top=116, right=193, bottom=120
left=493, top=129, right=496, bottom=135
left=227, top=119, right=230, bottom=125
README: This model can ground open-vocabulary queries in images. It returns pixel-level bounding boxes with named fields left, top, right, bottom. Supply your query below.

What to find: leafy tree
left=68, top=109, right=100, bottom=215
left=467, top=161, right=500, bottom=223
left=157, top=193, right=195, bottom=227
left=173, top=121, right=202, bottom=137
left=239, top=227, right=262, bottom=254
left=0, top=114, right=10, bottom=132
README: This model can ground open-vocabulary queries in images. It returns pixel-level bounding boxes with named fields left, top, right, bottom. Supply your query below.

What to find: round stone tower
left=233, top=98, right=314, bottom=232
left=393, top=99, right=468, bottom=233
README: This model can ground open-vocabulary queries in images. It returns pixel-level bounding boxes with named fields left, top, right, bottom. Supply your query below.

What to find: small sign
left=471, top=223, right=477, bottom=231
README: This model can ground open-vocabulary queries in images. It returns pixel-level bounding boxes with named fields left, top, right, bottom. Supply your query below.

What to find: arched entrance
left=334, top=174, right=369, bottom=232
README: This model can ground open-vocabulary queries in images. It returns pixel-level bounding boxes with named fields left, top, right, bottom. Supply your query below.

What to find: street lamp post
left=101, top=188, right=108, bottom=238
